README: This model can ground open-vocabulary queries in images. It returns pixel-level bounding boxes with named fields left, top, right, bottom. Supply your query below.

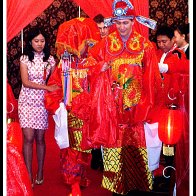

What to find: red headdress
left=113, top=0, right=135, bottom=20
left=104, top=0, right=157, bottom=30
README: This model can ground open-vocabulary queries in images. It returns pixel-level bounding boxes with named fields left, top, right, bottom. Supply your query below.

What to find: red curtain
left=7, top=0, right=149, bottom=42
left=73, top=0, right=149, bottom=37
left=7, top=0, right=54, bottom=42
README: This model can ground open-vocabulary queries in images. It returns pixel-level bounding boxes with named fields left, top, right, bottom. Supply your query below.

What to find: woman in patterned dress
left=18, top=27, right=60, bottom=187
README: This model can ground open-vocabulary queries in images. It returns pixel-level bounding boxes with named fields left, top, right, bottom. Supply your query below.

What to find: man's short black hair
left=93, top=14, right=104, bottom=24
left=155, top=25, right=174, bottom=40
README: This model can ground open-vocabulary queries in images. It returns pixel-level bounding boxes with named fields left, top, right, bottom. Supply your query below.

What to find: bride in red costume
left=44, top=17, right=102, bottom=196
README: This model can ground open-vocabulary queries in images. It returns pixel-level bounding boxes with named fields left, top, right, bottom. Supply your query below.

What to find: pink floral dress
left=18, top=52, right=55, bottom=130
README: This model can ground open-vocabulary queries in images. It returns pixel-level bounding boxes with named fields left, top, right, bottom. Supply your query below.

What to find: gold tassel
left=163, top=144, right=174, bottom=156
left=7, top=118, right=15, bottom=124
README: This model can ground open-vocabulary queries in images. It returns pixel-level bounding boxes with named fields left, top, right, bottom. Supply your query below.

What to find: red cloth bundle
left=71, top=71, right=119, bottom=150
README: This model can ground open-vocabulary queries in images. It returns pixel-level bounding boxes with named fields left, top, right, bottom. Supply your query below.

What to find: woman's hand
left=46, top=84, right=61, bottom=92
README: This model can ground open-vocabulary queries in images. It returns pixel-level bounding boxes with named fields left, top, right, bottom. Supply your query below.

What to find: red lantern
left=158, top=104, right=183, bottom=145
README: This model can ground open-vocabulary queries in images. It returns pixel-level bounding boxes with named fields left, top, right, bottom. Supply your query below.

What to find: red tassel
left=43, top=68, right=47, bottom=80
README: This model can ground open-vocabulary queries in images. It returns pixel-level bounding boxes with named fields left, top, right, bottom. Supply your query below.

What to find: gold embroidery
left=107, top=31, right=146, bottom=55
left=123, top=79, right=142, bottom=109
left=109, top=57, right=143, bottom=108
left=68, top=113, right=91, bottom=153
left=111, top=56, right=143, bottom=82
left=129, top=37, right=141, bottom=50
left=102, top=147, right=153, bottom=194
left=118, top=68, right=127, bottom=86
left=71, top=68, right=88, bottom=93
left=68, top=112, right=83, bottom=129
left=112, top=56, right=143, bottom=68
left=72, top=69, right=88, bottom=79
left=109, top=34, right=122, bottom=52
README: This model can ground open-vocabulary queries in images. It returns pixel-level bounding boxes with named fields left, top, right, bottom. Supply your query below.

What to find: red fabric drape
left=7, top=0, right=54, bottom=42
left=7, top=0, right=149, bottom=42
left=7, top=80, right=18, bottom=120
left=74, top=0, right=113, bottom=18
left=72, top=0, right=149, bottom=37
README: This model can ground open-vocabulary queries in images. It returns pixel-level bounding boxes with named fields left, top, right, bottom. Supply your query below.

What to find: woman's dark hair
left=23, top=27, right=50, bottom=62
left=174, top=23, right=189, bottom=42
left=155, top=25, right=174, bottom=40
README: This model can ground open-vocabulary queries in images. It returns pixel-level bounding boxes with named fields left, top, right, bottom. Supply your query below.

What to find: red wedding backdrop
left=6, top=0, right=190, bottom=195
left=7, top=0, right=189, bottom=99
